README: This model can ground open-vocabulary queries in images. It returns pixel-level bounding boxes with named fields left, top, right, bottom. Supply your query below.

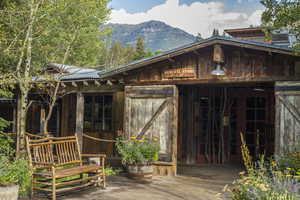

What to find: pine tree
left=212, top=29, right=220, bottom=37
left=196, top=33, right=203, bottom=41
left=134, top=37, right=147, bottom=60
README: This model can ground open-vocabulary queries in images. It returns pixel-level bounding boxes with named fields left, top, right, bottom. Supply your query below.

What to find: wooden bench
left=26, top=134, right=106, bottom=200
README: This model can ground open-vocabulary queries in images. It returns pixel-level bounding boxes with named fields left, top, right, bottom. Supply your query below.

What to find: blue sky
left=109, top=0, right=263, bottom=14
left=108, top=0, right=264, bottom=37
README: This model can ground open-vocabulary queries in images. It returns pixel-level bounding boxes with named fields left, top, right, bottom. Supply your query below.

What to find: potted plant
left=0, top=118, right=31, bottom=200
left=116, top=135, right=160, bottom=181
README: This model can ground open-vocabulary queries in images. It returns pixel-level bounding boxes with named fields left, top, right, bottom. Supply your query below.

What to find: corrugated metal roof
left=45, top=63, right=105, bottom=81
left=99, top=36, right=299, bottom=79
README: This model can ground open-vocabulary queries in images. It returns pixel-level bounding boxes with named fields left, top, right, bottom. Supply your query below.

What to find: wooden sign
left=163, top=66, right=196, bottom=79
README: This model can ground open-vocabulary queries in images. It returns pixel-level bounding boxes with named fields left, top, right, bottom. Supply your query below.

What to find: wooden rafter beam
left=193, top=50, right=200, bottom=56
left=94, top=80, right=101, bottom=86
left=71, top=81, right=78, bottom=87
left=61, top=82, right=66, bottom=88
left=106, top=80, right=113, bottom=86
left=83, top=81, right=89, bottom=86
left=168, top=57, right=175, bottom=63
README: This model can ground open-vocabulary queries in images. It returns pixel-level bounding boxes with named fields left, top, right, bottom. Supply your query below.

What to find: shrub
left=227, top=133, right=300, bottom=200
left=0, top=117, right=31, bottom=195
left=116, top=136, right=160, bottom=165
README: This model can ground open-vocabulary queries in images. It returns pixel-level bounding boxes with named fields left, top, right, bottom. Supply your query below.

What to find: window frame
left=83, top=93, right=113, bottom=132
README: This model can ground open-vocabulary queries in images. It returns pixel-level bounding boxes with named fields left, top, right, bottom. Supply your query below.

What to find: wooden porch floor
left=33, top=164, right=241, bottom=200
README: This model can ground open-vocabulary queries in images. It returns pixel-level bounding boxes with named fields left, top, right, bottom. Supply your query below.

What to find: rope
left=25, top=132, right=44, bottom=138
left=82, top=133, right=116, bottom=143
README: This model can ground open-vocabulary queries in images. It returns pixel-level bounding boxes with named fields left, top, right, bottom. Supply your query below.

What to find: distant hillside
left=104, top=20, right=196, bottom=52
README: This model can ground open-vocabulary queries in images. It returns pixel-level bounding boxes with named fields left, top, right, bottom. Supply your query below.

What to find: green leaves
left=261, top=0, right=300, bottom=48
left=116, top=137, right=160, bottom=165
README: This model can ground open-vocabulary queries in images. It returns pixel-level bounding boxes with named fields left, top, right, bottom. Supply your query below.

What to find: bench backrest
left=26, top=135, right=82, bottom=169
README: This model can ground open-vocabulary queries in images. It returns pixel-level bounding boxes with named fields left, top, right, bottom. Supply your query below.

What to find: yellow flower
left=130, top=137, right=137, bottom=141
left=286, top=168, right=292, bottom=170
left=271, top=161, right=277, bottom=167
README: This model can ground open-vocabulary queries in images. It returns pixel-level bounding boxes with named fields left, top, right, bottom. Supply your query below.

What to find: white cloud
left=109, top=0, right=264, bottom=38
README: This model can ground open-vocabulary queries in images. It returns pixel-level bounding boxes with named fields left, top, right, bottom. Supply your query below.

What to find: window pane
left=104, top=119, right=112, bottom=131
left=84, top=96, right=93, bottom=131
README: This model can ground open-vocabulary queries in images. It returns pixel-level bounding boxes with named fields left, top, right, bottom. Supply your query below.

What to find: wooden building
left=99, top=30, right=300, bottom=175
left=1, top=27, right=300, bottom=176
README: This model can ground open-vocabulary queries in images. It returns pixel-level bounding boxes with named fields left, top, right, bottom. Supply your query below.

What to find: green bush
left=116, top=136, right=160, bottom=165
left=0, top=117, right=31, bottom=195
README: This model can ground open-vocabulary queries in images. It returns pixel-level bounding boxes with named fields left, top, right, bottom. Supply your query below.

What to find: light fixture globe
left=211, top=63, right=225, bottom=76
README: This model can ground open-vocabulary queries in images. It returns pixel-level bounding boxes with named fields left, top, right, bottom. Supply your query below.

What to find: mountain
left=104, top=20, right=196, bottom=52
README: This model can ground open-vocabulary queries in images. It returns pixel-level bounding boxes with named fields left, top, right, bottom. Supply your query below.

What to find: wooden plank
left=137, top=99, right=170, bottom=139
left=277, top=94, right=300, bottom=124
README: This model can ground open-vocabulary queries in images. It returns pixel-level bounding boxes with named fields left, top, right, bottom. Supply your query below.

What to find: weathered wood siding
left=124, top=85, right=178, bottom=175
left=275, top=81, right=300, bottom=154
left=122, top=45, right=299, bottom=85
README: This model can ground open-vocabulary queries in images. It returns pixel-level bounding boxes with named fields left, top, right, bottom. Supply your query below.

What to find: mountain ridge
left=104, top=20, right=196, bottom=52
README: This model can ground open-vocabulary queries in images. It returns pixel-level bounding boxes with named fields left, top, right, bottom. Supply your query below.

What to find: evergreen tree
left=196, top=33, right=203, bottom=41
left=212, top=29, right=220, bottom=36
left=134, top=37, right=147, bottom=60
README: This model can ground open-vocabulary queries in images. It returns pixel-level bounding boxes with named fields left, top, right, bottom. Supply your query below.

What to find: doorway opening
left=177, top=83, right=275, bottom=166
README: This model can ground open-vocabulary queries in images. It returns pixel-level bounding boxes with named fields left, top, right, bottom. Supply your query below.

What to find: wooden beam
left=40, top=106, right=46, bottom=134
left=106, top=80, right=113, bottom=86
left=168, top=57, right=175, bottom=63
left=75, top=93, right=84, bottom=152
left=71, top=81, right=78, bottom=87
left=83, top=81, right=89, bottom=86
left=61, top=82, right=66, bottom=88
left=94, top=80, right=101, bottom=86
left=193, top=50, right=200, bottom=56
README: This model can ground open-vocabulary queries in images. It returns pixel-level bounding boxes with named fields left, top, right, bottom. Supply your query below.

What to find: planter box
left=127, top=165, right=153, bottom=181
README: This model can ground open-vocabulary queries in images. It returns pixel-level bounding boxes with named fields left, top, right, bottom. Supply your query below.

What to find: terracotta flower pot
left=0, top=184, right=19, bottom=200
left=127, top=164, right=153, bottom=181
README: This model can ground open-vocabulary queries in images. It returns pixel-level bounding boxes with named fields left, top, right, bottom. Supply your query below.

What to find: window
left=84, top=94, right=113, bottom=132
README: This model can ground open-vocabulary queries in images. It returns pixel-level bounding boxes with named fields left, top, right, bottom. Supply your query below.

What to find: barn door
left=124, top=85, right=178, bottom=163
left=275, top=81, right=300, bottom=154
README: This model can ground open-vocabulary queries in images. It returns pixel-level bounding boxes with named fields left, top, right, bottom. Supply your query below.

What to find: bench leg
left=52, top=167, right=56, bottom=200
left=102, top=157, right=106, bottom=189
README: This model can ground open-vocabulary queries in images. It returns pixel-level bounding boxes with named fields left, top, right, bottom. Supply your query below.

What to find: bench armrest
left=81, top=154, right=106, bottom=158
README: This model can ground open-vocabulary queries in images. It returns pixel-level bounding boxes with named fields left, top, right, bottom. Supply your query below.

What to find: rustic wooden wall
left=275, top=81, right=300, bottom=154
left=122, top=45, right=299, bottom=85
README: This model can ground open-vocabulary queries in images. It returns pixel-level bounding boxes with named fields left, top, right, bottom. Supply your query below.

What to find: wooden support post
left=75, top=92, right=84, bottom=152
left=56, top=105, right=60, bottom=136
left=12, top=106, right=17, bottom=134
left=40, top=106, right=46, bottom=134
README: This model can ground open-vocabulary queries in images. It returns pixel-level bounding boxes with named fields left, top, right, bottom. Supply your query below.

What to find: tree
left=212, top=29, right=220, bottom=37
left=134, top=37, right=147, bottom=60
left=0, top=0, right=110, bottom=152
left=196, top=33, right=203, bottom=41
left=261, top=0, right=300, bottom=48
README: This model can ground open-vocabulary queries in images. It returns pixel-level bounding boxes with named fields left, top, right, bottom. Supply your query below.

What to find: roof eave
left=100, top=37, right=299, bottom=79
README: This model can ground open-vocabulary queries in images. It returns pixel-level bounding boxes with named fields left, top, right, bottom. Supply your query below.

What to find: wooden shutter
left=275, top=81, right=300, bottom=154
left=124, top=85, right=178, bottom=163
